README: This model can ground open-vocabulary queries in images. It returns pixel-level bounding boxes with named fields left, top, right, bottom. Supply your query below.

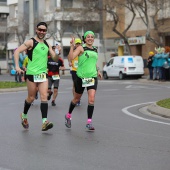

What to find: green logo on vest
left=85, top=52, right=89, bottom=58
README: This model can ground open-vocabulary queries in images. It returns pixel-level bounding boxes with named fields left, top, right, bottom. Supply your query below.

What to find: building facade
left=101, top=0, right=170, bottom=75
left=6, top=0, right=104, bottom=70
left=0, top=0, right=9, bottom=70
left=5, top=0, right=170, bottom=75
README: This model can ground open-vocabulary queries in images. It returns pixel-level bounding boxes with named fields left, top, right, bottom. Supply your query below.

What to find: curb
left=138, top=78, right=170, bottom=84
left=147, top=103, right=170, bottom=118
left=0, top=87, right=27, bottom=93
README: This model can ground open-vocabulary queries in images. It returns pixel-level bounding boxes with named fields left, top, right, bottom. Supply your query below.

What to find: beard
left=36, top=33, right=45, bottom=40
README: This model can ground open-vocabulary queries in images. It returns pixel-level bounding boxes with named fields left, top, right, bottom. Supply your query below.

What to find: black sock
left=87, top=104, right=94, bottom=119
left=40, top=102, right=48, bottom=119
left=68, top=101, right=76, bottom=114
left=23, top=100, right=32, bottom=114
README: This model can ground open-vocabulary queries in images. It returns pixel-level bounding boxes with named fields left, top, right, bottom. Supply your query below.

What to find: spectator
left=161, top=47, right=169, bottom=81
left=12, top=48, right=24, bottom=82
left=147, top=51, right=154, bottom=80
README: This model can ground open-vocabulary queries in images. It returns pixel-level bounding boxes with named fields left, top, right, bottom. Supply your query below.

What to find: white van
left=103, top=56, right=144, bottom=79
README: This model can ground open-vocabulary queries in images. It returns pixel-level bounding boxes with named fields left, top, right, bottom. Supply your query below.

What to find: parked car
left=103, top=55, right=144, bottom=79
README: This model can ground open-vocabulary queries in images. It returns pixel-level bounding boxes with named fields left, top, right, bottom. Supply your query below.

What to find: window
left=83, top=0, right=99, bottom=8
left=62, top=21, right=73, bottom=33
left=0, top=13, right=7, bottom=19
left=62, top=21, right=100, bottom=36
left=0, top=0, right=7, bottom=2
left=128, top=58, right=133, bottom=63
left=108, top=59, right=113, bottom=66
left=165, top=36, right=170, bottom=46
left=24, top=1, right=29, bottom=21
left=0, top=34, right=6, bottom=60
left=61, top=0, right=73, bottom=8
left=63, top=46, right=70, bottom=59
left=0, top=49, right=6, bottom=60
left=0, top=33, right=6, bottom=60
left=84, top=21, right=100, bottom=33
left=63, top=21, right=85, bottom=33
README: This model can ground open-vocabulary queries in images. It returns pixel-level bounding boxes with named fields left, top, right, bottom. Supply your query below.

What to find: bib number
left=34, top=73, right=46, bottom=82
left=52, top=75, right=60, bottom=80
left=82, top=78, right=95, bottom=87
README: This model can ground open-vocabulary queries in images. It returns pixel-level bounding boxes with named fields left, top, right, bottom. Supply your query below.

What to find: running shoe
left=65, top=114, right=71, bottom=128
left=20, top=114, right=29, bottom=129
left=35, top=92, right=38, bottom=100
left=51, top=101, right=56, bottom=106
left=76, top=101, right=81, bottom=106
left=42, top=121, right=53, bottom=131
left=86, top=123, right=95, bottom=131
left=47, top=92, right=53, bottom=100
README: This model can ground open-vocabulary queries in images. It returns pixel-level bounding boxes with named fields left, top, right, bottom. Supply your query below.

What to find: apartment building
left=5, top=0, right=139, bottom=71
left=126, top=1, right=170, bottom=75
left=6, top=0, right=170, bottom=74
left=101, top=0, right=170, bottom=75
left=6, top=0, right=107, bottom=70
left=0, top=0, right=9, bottom=70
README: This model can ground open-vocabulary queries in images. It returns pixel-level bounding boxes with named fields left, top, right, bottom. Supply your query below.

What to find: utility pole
left=99, top=0, right=107, bottom=63
left=29, top=0, right=34, bottom=38
left=99, top=0, right=103, bottom=40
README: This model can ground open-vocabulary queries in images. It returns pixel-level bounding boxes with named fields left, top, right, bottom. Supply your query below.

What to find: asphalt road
left=1, top=75, right=170, bottom=170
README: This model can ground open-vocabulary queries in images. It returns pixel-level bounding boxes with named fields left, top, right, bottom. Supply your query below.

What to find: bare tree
left=133, top=0, right=170, bottom=46
left=100, top=0, right=138, bottom=54
left=8, top=14, right=45, bottom=47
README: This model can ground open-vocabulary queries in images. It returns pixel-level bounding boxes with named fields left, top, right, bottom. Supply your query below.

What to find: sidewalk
left=0, top=71, right=71, bottom=82
left=139, top=77, right=170, bottom=118
left=0, top=71, right=71, bottom=92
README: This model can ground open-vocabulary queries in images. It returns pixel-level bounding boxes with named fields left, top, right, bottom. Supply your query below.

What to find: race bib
left=52, top=75, right=60, bottom=80
left=82, top=78, right=95, bottom=87
left=74, top=61, right=78, bottom=68
left=34, top=73, right=46, bottom=82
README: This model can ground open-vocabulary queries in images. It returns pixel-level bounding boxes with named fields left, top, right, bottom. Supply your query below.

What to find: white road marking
left=125, top=85, right=132, bottom=88
left=125, top=85, right=160, bottom=89
left=122, top=102, right=170, bottom=126
left=0, top=91, right=25, bottom=95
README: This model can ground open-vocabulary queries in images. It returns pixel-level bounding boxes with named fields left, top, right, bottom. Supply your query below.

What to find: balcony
left=44, top=13, right=53, bottom=22
left=7, top=0, right=18, bottom=5
left=0, top=6, right=9, bottom=13
left=44, top=11, right=99, bottom=22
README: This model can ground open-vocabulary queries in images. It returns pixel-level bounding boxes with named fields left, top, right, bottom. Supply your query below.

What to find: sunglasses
left=37, top=28, right=47, bottom=33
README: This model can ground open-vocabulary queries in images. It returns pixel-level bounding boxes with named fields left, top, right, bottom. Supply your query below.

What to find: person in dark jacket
left=147, top=51, right=154, bottom=80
